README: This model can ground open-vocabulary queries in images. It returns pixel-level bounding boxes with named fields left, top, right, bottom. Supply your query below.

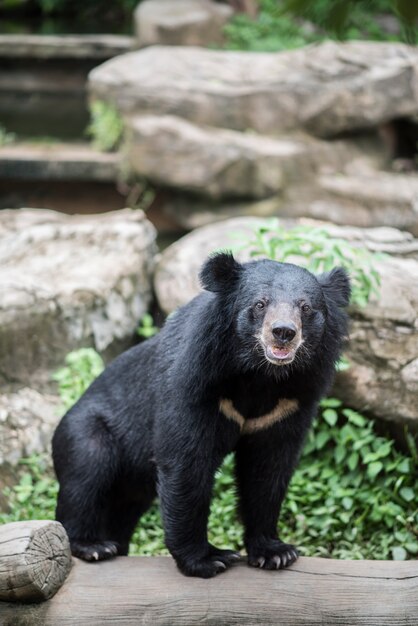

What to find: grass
left=223, top=0, right=417, bottom=52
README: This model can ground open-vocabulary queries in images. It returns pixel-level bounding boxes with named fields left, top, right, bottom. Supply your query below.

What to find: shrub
left=86, top=100, right=124, bottom=153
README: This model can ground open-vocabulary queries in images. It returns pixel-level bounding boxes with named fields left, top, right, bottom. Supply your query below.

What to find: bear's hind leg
left=54, top=416, right=122, bottom=562
left=105, top=483, right=157, bottom=555
left=56, top=478, right=120, bottom=561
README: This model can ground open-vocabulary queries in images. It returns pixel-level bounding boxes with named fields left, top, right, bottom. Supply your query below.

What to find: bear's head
left=200, top=252, right=350, bottom=372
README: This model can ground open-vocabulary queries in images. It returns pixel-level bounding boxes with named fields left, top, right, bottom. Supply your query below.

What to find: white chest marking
left=219, top=398, right=299, bottom=434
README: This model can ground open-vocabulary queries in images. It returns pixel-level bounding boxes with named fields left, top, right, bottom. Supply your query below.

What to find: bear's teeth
left=271, top=347, right=290, bottom=358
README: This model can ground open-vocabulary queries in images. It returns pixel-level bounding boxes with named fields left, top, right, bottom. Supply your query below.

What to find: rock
left=0, top=387, right=61, bottom=466
left=134, top=0, right=232, bottom=48
left=89, top=41, right=418, bottom=137
left=317, top=171, right=418, bottom=236
left=125, top=115, right=352, bottom=199
left=0, top=208, right=157, bottom=387
left=159, top=159, right=418, bottom=234
left=154, top=217, right=418, bottom=430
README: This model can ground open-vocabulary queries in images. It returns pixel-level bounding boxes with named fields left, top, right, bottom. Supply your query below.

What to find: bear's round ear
left=317, top=267, right=351, bottom=308
left=199, top=252, right=243, bottom=293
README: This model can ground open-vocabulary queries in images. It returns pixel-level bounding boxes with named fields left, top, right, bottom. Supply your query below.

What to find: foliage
left=2, top=333, right=417, bottom=560
left=137, top=313, right=159, bottom=340
left=0, top=454, right=57, bottom=524
left=224, top=0, right=318, bottom=51
left=86, top=100, right=124, bottom=153
left=235, top=220, right=381, bottom=308
left=282, top=0, right=418, bottom=42
left=0, top=124, right=16, bottom=146
left=52, top=348, right=104, bottom=411
left=283, top=399, right=418, bottom=560
left=0, top=0, right=138, bottom=16
left=224, top=0, right=417, bottom=52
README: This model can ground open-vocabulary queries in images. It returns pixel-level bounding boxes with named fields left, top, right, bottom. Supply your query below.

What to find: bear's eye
left=254, top=301, right=265, bottom=311
left=301, top=302, right=311, bottom=314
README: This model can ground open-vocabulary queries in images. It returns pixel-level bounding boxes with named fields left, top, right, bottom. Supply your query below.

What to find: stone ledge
left=0, top=34, right=133, bottom=60
left=0, top=143, right=119, bottom=182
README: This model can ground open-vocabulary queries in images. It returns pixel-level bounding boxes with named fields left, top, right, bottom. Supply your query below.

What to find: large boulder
left=134, top=0, right=233, bottom=48
left=0, top=208, right=157, bottom=387
left=89, top=42, right=418, bottom=137
left=125, top=115, right=355, bottom=199
left=154, top=217, right=418, bottom=431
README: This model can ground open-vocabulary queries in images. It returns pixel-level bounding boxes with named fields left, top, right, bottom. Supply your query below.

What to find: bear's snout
left=271, top=321, right=297, bottom=344
left=259, top=303, right=302, bottom=366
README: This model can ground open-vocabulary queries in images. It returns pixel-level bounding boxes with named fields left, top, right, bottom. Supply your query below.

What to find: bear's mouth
left=263, top=343, right=299, bottom=365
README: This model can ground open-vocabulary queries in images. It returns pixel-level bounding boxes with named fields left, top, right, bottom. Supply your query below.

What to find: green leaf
left=342, top=409, right=367, bottom=427
left=405, top=542, right=418, bottom=555
left=323, top=408, right=338, bottom=427
left=391, top=546, right=407, bottom=561
left=315, top=431, right=331, bottom=450
left=342, top=496, right=353, bottom=511
left=399, top=487, right=415, bottom=502
left=397, top=459, right=410, bottom=474
left=347, top=452, right=359, bottom=471
left=367, top=461, right=384, bottom=479
left=321, top=398, right=342, bottom=408
left=334, top=445, right=346, bottom=464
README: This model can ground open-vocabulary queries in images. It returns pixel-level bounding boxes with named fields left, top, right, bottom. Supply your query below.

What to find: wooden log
left=1, top=555, right=417, bottom=625
left=0, top=520, right=72, bottom=603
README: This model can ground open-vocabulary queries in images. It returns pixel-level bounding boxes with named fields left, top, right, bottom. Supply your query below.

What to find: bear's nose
left=272, top=322, right=297, bottom=343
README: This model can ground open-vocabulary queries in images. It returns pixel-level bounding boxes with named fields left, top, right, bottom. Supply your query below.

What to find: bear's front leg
left=235, top=422, right=307, bottom=570
left=156, top=412, right=240, bottom=578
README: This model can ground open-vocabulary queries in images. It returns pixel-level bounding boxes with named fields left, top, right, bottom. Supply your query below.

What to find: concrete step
left=0, top=142, right=119, bottom=182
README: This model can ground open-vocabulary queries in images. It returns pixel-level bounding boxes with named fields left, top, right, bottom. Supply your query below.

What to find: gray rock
left=0, top=208, right=157, bottom=387
left=154, top=217, right=418, bottom=430
left=160, top=159, right=418, bottom=234
left=317, top=171, right=418, bottom=236
left=0, top=388, right=61, bottom=466
left=126, top=115, right=352, bottom=199
left=89, top=41, right=418, bottom=137
left=134, top=0, right=232, bottom=48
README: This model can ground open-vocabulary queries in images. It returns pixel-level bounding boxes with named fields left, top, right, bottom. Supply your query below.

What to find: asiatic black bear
left=52, top=252, right=350, bottom=578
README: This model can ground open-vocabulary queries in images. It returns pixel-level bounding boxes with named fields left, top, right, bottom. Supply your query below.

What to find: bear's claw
left=71, top=540, right=119, bottom=562
left=176, top=544, right=241, bottom=578
left=248, top=540, right=299, bottom=570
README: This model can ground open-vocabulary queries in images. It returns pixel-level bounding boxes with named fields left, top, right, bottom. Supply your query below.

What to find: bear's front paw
left=175, top=545, right=241, bottom=578
left=247, top=539, right=298, bottom=570
left=71, top=539, right=119, bottom=561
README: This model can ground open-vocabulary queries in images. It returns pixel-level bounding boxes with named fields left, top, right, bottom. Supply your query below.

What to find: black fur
left=52, top=253, right=350, bottom=577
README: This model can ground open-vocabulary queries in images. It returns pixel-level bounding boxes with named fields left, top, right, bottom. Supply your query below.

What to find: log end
left=0, top=520, right=72, bottom=603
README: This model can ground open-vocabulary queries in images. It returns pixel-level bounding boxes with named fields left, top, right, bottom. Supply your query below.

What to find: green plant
left=52, top=347, right=104, bottom=411
left=0, top=124, right=15, bottom=146
left=282, top=0, right=417, bottom=43
left=137, top=313, right=159, bottom=339
left=282, top=398, right=418, bottom=560
left=224, top=0, right=318, bottom=51
left=236, top=220, right=381, bottom=307
left=223, top=0, right=417, bottom=51
left=87, top=100, right=124, bottom=153
left=0, top=454, right=57, bottom=524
